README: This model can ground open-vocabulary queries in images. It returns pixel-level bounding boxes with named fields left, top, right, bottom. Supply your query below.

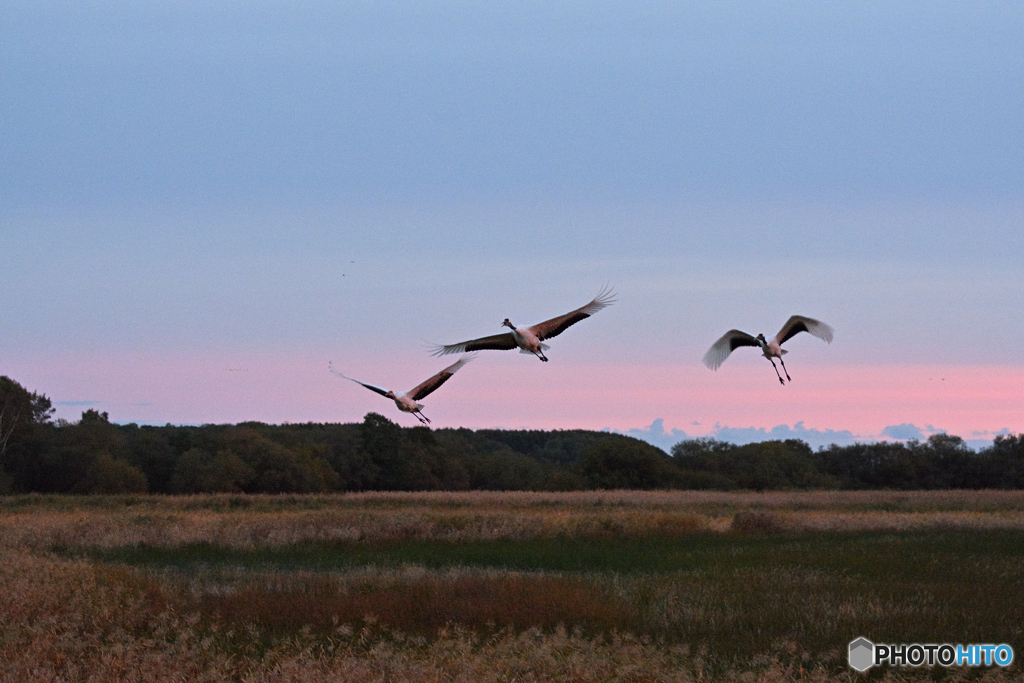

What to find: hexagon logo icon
left=849, top=637, right=874, bottom=672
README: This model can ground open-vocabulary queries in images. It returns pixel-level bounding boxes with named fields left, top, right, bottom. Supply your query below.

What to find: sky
left=2, top=1, right=1023, bottom=451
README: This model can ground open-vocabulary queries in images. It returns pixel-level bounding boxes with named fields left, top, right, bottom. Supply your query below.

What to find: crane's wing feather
left=775, top=316, right=834, bottom=346
left=530, top=285, right=617, bottom=341
left=407, top=353, right=476, bottom=400
left=328, top=362, right=390, bottom=397
left=702, top=330, right=759, bottom=370
left=430, top=333, right=518, bottom=357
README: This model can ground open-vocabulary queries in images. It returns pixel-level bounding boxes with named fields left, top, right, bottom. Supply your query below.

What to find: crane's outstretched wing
left=530, top=285, right=616, bottom=341
left=407, top=354, right=476, bottom=401
left=701, top=330, right=760, bottom=370
left=430, top=332, right=518, bottom=357
left=774, top=316, right=835, bottom=346
left=328, top=362, right=390, bottom=397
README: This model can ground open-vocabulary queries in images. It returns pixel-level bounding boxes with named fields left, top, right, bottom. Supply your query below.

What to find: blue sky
left=2, top=1, right=1023, bottom=446
left=4, top=1, right=1023, bottom=206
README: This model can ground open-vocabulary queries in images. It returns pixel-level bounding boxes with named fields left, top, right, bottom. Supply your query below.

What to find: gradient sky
left=2, top=1, right=1023, bottom=449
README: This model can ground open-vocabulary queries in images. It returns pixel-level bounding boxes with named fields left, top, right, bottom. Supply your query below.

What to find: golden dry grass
left=4, top=490, right=1024, bottom=550
left=2, top=491, right=1024, bottom=682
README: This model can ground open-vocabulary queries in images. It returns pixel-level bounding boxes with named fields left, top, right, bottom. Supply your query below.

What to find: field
left=1, top=491, right=1023, bottom=682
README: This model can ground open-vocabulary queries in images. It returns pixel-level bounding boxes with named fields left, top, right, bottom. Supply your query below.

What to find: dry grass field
left=1, top=490, right=1023, bottom=682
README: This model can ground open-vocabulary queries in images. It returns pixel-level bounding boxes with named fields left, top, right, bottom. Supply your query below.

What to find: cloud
left=612, top=418, right=689, bottom=453
left=971, top=428, right=1010, bottom=438
left=963, top=428, right=1011, bottom=451
left=615, top=419, right=860, bottom=451
left=876, top=423, right=1004, bottom=448
left=54, top=400, right=100, bottom=407
left=712, top=421, right=858, bottom=449
left=612, top=419, right=1010, bottom=453
left=881, top=423, right=925, bottom=440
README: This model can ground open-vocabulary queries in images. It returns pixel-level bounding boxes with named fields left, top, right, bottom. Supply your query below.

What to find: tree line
left=2, top=375, right=1023, bottom=494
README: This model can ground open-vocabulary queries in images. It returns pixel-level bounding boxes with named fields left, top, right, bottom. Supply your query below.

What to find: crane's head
left=756, top=333, right=767, bottom=343
left=501, top=318, right=514, bottom=329
left=385, top=390, right=397, bottom=399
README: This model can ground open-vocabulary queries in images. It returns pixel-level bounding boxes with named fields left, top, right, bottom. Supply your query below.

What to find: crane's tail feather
left=518, top=343, right=550, bottom=355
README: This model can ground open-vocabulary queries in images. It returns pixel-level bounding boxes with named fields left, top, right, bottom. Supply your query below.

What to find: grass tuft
left=731, top=510, right=784, bottom=533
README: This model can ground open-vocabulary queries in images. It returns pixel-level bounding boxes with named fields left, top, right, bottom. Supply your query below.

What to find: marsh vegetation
left=2, top=491, right=1023, bottom=681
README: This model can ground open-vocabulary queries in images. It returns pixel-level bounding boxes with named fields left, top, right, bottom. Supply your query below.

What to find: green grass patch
left=80, top=534, right=743, bottom=573
left=76, top=529, right=1024, bottom=578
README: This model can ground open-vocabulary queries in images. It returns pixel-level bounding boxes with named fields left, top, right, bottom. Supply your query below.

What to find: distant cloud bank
left=613, top=418, right=691, bottom=453
left=881, top=423, right=924, bottom=440
left=712, top=422, right=857, bottom=449
left=614, top=419, right=1011, bottom=453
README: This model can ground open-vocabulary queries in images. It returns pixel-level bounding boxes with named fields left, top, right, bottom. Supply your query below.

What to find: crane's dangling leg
left=778, top=357, right=792, bottom=381
left=535, top=350, right=549, bottom=362
left=768, top=358, right=786, bottom=385
left=414, top=411, right=431, bottom=425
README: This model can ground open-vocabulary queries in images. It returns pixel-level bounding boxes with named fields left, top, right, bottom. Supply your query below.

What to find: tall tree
left=0, top=376, right=54, bottom=491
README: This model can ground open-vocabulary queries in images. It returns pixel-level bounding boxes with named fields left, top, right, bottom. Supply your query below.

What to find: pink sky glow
left=6, top=351, right=1022, bottom=443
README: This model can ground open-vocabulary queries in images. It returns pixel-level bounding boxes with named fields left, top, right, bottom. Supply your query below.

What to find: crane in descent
left=702, top=315, right=834, bottom=385
left=431, top=286, right=616, bottom=362
left=329, top=354, right=476, bottom=424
